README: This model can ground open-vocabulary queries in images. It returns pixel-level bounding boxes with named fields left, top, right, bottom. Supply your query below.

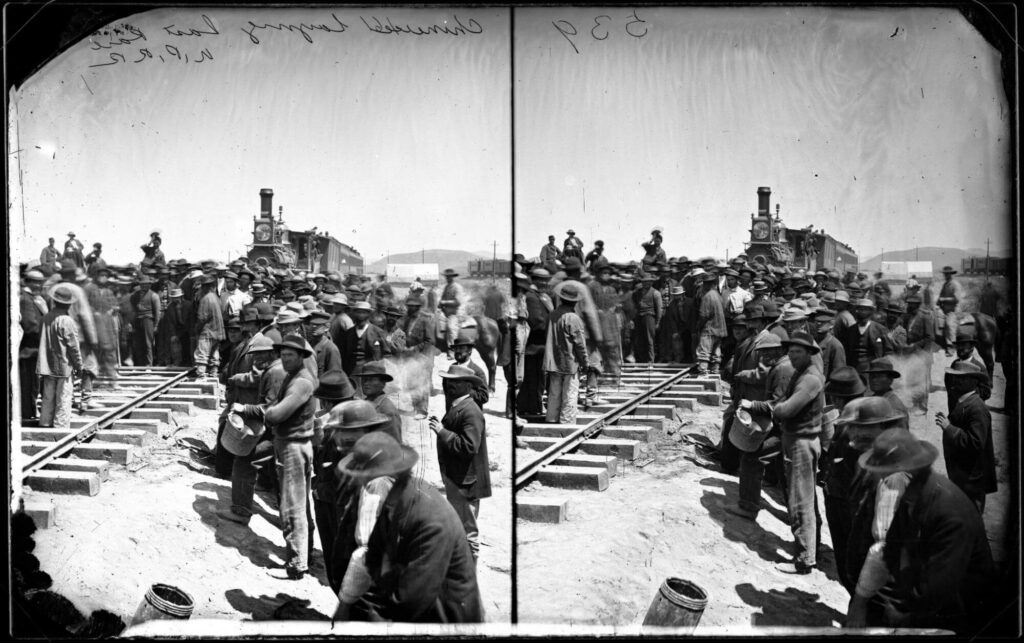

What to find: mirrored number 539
left=553, top=10, right=648, bottom=54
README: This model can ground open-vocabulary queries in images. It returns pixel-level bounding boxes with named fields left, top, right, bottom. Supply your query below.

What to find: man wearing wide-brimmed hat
left=350, top=361, right=402, bottom=443
left=740, top=330, right=824, bottom=574
left=130, top=274, right=162, bottom=367
left=727, top=331, right=791, bottom=521
left=824, top=397, right=906, bottom=594
left=810, top=308, right=846, bottom=380
left=432, top=364, right=492, bottom=563
left=696, top=271, right=727, bottom=375
left=83, top=264, right=119, bottom=378
left=444, top=331, right=489, bottom=412
left=50, top=259, right=100, bottom=410
left=193, top=273, right=225, bottom=379
left=845, top=427, right=994, bottom=634
left=18, top=270, right=49, bottom=419
left=937, top=265, right=964, bottom=356
left=308, top=312, right=342, bottom=378
left=544, top=281, right=589, bottom=424
left=330, top=431, right=483, bottom=623
left=864, top=357, right=909, bottom=428
left=37, top=284, right=84, bottom=428
left=935, top=360, right=996, bottom=513
left=439, top=267, right=467, bottom=353
left=308, top=398, right=384, bottom=595
left=232, top=333, right=317, bottom=579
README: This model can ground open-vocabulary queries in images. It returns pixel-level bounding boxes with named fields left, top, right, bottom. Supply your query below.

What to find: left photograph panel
left=8, top=6, right=512, bottom=635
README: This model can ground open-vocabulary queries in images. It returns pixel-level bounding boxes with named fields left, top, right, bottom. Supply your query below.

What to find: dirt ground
left=515, top=351, right=1012, bottom=630
left=24, top=351, right=512, bottom=628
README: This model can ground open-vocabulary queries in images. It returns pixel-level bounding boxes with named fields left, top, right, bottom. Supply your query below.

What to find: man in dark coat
left=334, top=432, right=483, bottom=623
left=935, top=361, right=997, bottom=512
left=350, top=361, right=403, bottom=444
left=518, top=268, right=551, bottom=416
left=19, top=270, right=48, bottom=419
left=340, top=301, right=391, bottom=379
left=432, top=365, right=492, bottom=563
left=845, top=298, right=893, bottom=382
left=847, top=428, right=995, bottom=634
left=444, top=331, right=489, bottom=411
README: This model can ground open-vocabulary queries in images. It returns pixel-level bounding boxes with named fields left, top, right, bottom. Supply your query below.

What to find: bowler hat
left=825, top=366, right=867, bottom=398
left=336, top=431, right=418, bottom=480
left=954, top=327, right=977, bottom=344
left=836, top=397, right=903, bottom=427
left=314, top=370, right=356, bottom=401
left=273, top=333, right=312, bottom=357
left=351, top=361, right=394, bottom=382
left=439, top=364, right=484, bottom=387
left=554, top=281, right=584, bottom=302
left=50, top=284, right=75, bottom=305
left=864, top=357, right=901, bottom=378
left=223, top=413, right=263, bottom=456
left=730, top=408, right=773, bottom=453
left=781, top=330, right=820, bottom=354
left=858, top=428, right=938, bottom=475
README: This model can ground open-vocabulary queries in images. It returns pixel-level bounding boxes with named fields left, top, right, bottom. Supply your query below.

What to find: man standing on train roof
left=63, top=232, right=86, bottom=268
left=540, top=235, right=562, bottom=272
left=562, top=229, right=585, bottom=263
left=440, top=268, right=467, bottom=355
left=585, top=240, right=605, bottom=271
left=641, top=228, right=667, bottom=269
left=937, top=265, right=964, bottom=357
left=84, top=243, right=105, bottom=278
left=140, top=231, right=166, bottom=268
left=40, top=237, right=61, bottom=274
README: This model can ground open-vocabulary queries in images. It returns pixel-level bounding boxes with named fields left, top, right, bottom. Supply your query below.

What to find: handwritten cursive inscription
left=241, top=13, right=349, bottom=44
left=163, top=14, right=220, bottom=37
left=360, top=14, right=483, bottom=36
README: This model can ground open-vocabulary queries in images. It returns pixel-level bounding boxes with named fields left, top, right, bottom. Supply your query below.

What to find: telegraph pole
left=492, top=239, right=497, bottom=280
left=985, top=237, right=990, bottom=281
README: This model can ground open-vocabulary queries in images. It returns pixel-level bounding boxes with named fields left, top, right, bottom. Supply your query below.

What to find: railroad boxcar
left=246, top=188, right=363, bottom=275
left=467, top=259, right=512, bottom=277
left=743, top=186, right=858, bottom=274
left=962, top=256, right=1009, bottom=276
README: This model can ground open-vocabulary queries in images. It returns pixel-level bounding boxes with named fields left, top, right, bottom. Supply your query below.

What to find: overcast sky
left=513, top=7, right=1012, bottom=264
left=10, top=7, right=511, bottom=266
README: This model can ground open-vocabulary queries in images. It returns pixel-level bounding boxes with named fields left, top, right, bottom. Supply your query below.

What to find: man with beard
left=340, top=301, right=391, bottom=381
left=811, top=308, right=846, bottom=380
left=935, top=360, right=996, bottom=513
left=444, top=331, right=489, bottom=411
left=351, top=361, right=403, bottom=443
left=846, top=298, right=893, bottom=383
left=864, top=358, right=909, bottom=428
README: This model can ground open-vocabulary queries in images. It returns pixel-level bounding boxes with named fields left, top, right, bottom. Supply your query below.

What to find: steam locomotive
left=246, top=189, right=363, bottom=275
left=743, top=187, right=858, bottom=274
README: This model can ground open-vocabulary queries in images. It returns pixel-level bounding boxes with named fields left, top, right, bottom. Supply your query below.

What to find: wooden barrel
left=642, top=577, right=708, bottom=632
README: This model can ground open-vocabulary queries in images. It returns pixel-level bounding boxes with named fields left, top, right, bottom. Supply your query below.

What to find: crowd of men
left=514, top=229, right=1005, bottom=634
left=18, top=232, right=497, bottom=624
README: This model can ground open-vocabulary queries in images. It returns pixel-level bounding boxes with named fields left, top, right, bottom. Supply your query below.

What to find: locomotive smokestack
left=757, top=187, right=771, bottom=217
left=259, top=188, right=274, bottom=218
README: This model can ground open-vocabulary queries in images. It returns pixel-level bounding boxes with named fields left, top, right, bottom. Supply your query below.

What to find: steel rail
left=514, top=363, right=696, bottom=489
left=22, top=368, right=195, bottom=475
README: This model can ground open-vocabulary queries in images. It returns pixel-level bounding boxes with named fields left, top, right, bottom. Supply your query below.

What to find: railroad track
left=18, top=366, right=222, bottom=500
left=515, top=363, right=723, bottom=524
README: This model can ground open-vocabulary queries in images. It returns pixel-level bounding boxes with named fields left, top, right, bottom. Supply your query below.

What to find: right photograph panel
left=512, top=6, right=1016, bottom=635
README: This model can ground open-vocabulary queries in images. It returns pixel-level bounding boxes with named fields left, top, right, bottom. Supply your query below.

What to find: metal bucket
left=130, top=584, right=194, bottom=626
left=642, top=577, right=708, bottom=633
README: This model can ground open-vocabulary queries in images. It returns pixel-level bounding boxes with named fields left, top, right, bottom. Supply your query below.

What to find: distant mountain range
left=365, top=249, right=492, bottom=274
left=859, top=246, right=1012, bottom=273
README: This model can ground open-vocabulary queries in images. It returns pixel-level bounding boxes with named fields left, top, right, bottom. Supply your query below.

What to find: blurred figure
left=39, top=237, right=60, bottom=273
left=903, top=293, right=935, bottom=414
left=19, top=270, right=49, bottom=419
left=937, top=266, right=964, bottom=357
left=62, top=232, right=85, bottom=268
